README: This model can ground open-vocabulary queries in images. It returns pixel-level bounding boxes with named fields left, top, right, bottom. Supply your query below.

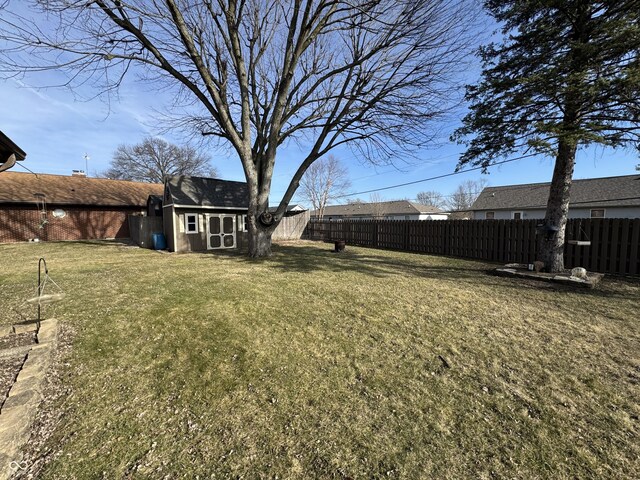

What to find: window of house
left=512, top=211, right=522, bottom=220
left=590, top=209, right=605, bottom=218
left=238, top=214, right=248, bottom=232
left=485, top=211, right=495, bottom=219
left=185, top=214, right=198, bottom=233
left=405, top=216, right=411, bottom=220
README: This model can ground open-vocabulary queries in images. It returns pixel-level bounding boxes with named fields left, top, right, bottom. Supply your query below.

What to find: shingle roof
left=472, top=174, right=640, bottom=211
left=0, top=171, right=163, bottom=207
left=166, top=175, right=249, bottom=208
left=268, top=204, right=307, bottom=213
left=316, top=200, right=444, bottom=217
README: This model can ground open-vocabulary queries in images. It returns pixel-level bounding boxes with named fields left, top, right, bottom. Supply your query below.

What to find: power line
left=289, top=153, right=538, bottom=204
left=334, top=154, right=536, bottom=199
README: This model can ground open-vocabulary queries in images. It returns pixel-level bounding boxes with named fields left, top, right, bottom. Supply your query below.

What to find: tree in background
left=368, top=193, right=386, bottom=218
left=416, top=190, right=447, bottom=209
left=299, top=155, right=350, bottom=219
left=103, top=137, right=217, bottom=184
left=447, top=179, right=488, bottom=212
left=1, top=0, right=475, bottom=257
left=453, top=1, right=640, bottom=272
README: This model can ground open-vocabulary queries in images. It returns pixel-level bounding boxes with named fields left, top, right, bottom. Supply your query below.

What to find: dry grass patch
left=1, top=240, right=638, bottom=479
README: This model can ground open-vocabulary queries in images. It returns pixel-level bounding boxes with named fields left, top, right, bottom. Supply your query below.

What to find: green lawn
left=1, top=240, right=639, bottom=479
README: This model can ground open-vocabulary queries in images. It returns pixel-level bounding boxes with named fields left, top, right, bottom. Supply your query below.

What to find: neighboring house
left=0, top=131, right=26, bottom=173
left=0, top=171, right=163, bottom=243
left=471, top=174, right=640, bottom=220
left=312, top=200, right=448, bottom=220
left=161, top=175, right=309, bottom=252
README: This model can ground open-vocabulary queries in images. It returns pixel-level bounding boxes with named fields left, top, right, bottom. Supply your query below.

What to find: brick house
left=0, top=171, right=163, bottom=243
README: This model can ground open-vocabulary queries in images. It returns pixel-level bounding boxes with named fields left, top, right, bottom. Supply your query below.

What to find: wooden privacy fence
left=272, top=210, right=310, bottom=241
left=128, top=215, right=163, bottom=249
left=304, top=218, right=640, bottom=276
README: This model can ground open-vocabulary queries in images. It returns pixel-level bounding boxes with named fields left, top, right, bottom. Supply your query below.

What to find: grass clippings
left=0, top=240, right=638, bottom=479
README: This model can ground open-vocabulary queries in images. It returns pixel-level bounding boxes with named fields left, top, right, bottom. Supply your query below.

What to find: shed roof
left=317, top=200, right=444, bottom=217
left=165, top=175, right=249, bottom=208
left=472, top=174, right=640, bottom=211
left=0, top=171, right=163, bottom=207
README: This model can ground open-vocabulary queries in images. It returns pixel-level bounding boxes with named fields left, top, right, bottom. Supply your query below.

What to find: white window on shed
left=185, top=213, right=199, bottom=233
left=237, top=214, right=248, bottom=232
left=512, top=211, right=523, bottom=220
left=485, top=211, right=495, bottom=219
left=590, top=209, right=605, bottom=218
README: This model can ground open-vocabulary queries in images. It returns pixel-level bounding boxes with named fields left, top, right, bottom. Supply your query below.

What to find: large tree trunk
left=246, top=191, right=278, bottom=258
left=538, top=139, right=577, bottom=272
left=248, top=224, right=273, bottom=258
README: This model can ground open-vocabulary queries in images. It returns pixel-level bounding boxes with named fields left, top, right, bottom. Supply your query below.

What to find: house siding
left=0, top=205, right=142, bottom=243
left=473, top=206, right=640, bottom=220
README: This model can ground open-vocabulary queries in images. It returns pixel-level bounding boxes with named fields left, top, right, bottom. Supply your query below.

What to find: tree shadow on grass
left=225, top=242, right=640, bottom=300
left=232, top=242, right=496, bottom=283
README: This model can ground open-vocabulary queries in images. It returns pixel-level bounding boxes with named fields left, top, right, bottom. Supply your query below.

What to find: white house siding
left=473, top=207, right=640, bottom=220
left=419, top=214, right=448, bottom=220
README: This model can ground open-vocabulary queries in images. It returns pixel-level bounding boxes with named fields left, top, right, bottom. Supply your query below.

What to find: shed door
left=207, top=214, right=236, bottom=249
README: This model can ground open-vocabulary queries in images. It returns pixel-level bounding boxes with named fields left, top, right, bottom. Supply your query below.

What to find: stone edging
left=0, top=319, right=58, bottom=480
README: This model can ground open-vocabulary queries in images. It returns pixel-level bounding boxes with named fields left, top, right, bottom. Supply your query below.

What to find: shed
left=163, top=175, right=250, bottom=252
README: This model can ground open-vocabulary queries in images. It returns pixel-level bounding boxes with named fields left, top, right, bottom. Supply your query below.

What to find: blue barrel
left=152, top=232, right=167, bottom=250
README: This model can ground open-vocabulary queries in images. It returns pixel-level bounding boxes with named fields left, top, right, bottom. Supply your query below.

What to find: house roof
left=0, top=131, right=26, bottom=162
left=268, top=204, right=307, bottom=213
left=165, top=175, right=249, bottom=208
left=316, top=200, right=445, bottom=217
left=472, top=174, right=640, bottom=211
left=0, top=171, right=163, bottom=207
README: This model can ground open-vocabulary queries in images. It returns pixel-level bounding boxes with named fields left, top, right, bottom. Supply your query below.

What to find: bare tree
left=299, top=155, right=350, bottom=219
left=416, top=190, right=446, bottom=209
left=368, top=193, right=386, bottom=218
left=102, top=137, right=217, bottom=184
left=1, top=0, right=475, bottom=257
left=447, top=179, right=487, bottom=211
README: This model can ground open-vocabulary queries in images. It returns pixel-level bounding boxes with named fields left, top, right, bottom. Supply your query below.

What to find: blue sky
left=2, top=8, right=638, bottom=208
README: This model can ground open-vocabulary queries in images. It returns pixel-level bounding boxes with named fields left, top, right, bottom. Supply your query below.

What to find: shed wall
left=173, top=208, right=247, bottom=252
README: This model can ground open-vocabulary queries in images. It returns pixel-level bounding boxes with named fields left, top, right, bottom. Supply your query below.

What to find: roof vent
left=72, top=170, right=86, bottom=177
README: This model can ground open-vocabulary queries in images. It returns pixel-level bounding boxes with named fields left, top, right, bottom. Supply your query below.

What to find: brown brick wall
left=0, top=206, right=143, bottom=243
